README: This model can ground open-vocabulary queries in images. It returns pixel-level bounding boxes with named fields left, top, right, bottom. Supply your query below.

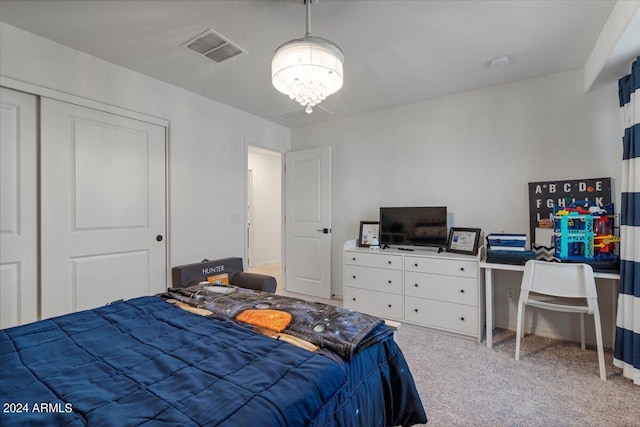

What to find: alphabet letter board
left=528, top=177, right=612, bottom=245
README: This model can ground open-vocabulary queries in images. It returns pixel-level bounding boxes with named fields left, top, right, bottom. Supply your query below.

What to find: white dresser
left=343, top=240, right=484, bottom=341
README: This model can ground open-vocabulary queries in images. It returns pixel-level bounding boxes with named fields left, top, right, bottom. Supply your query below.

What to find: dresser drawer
left=404, top=296, right=478, bottom=336
left=405, top=271, right=477, bottom=305
left=344, top=287, right=402, bottom=320
left=345, top=251, right=402, bottom=270
left=345, top=265, right=402, bottom=294
left=404, top=256, right=477, bottom=278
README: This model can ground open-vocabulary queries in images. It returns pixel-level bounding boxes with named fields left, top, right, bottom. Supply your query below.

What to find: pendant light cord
left=306, top=0, right=312, bottom=36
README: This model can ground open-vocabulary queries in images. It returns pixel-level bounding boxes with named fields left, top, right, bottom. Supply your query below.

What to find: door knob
left=156, top=235, right=163, bottom=242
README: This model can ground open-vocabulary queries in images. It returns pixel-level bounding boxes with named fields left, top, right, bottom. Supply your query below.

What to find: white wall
left=1, top=21, right=624, bottom=345
left=292, top=68, right=622, bottom=345
left=0, top=22, right=291, bottom=275
left=248, top=147, right=282, bottom=267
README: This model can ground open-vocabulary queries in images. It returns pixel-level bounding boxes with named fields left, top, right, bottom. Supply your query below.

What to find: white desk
left=480, top=261, right=620, bottom=349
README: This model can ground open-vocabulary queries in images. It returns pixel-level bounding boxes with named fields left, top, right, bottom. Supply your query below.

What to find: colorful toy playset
left=552, top=200, right=620, bottom=263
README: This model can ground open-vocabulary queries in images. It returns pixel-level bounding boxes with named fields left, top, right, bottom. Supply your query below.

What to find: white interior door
left=40, top=97, right=167, bottom=319
left=0, top=87, right=38, bottom=328
left=285, top=146, right=331, bottom=298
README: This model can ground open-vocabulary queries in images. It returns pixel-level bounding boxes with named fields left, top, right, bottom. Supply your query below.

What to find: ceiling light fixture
left=271, top=0, right=344, bottom=114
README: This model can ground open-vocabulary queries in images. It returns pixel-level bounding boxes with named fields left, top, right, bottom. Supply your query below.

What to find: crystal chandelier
left=272, top=0, right=344, bottom=114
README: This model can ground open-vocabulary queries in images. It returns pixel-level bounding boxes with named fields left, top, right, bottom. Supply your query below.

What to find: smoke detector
left=488, top=55, right=515, bottom=68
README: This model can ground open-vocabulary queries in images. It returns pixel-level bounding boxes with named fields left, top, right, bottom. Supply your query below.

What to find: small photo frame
left=358, top=221, right=380, bottom=247
left=446, top=227, right=482, bottom=255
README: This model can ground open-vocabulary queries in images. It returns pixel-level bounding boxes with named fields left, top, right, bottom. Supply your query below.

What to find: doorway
left=247, top=146, right=283, bottom=288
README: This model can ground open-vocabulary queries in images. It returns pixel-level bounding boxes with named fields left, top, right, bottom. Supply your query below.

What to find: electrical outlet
left=507, top=289, right=516, bottom=302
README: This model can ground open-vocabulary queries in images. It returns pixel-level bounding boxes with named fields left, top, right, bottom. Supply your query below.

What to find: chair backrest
left=520, top=260, right=597, bottom=300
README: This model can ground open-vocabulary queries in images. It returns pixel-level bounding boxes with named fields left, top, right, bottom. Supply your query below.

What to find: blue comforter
left=1, top=297, right=427, bottom=426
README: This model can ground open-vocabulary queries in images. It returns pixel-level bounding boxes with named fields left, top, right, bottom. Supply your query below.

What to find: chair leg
left=592, top=308, right=606, bottom=381
left=580, top=313, right=585, bottom=350
left=515, top=302, right=525, bottom=360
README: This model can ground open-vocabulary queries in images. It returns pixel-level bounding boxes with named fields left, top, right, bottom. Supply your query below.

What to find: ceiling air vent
left=183, top=29, right=246, bottom=63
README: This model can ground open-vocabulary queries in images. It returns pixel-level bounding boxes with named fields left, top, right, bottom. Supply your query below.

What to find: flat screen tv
left=380, top=206, right=448, bottom=248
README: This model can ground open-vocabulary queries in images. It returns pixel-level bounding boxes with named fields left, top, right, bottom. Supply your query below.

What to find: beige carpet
left=396, top=326, right=640, bottom=426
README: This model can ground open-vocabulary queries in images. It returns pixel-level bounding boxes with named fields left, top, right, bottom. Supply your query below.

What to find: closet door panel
left=0, top=87, right=38, bottom=328
left=74, top=119, right=149, bottom=229
left=40, top=98, right=167, bottom=319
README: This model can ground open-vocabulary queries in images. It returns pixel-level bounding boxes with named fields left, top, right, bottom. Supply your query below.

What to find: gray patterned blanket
left=161, top=284, right=387, bottom=360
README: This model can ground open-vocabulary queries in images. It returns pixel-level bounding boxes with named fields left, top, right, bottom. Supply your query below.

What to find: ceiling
left=0, top=0, right=632, bottom=128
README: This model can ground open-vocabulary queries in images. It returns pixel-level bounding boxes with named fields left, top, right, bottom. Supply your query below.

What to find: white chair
left=515, top=260, right=606, bottom=381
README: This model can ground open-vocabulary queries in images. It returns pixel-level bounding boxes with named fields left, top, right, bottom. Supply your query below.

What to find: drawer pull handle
left=388, top=280, right=392, bottom=284
left=352, top=298, right=356, bottom=301
left=352, top=257, right=356, bottom=261
left=414, top=283, right=418, bottom=287
left=388, top=304, right=392, bottom=308
left=460, top=289, right=465, bottom=294
left=352, top=275, right=356, bottom=279
left=460, top=267, right=465, bottom=271
left=460, top=317, right=465, bottom=321
left=414, top=308, right=419, bottom=313
left=414, top=263, right=418, bottom=267
left=388, top=260, right=392, bottom=264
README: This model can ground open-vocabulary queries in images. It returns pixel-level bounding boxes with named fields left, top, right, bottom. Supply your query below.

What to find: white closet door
left=40, top=98, right=167, bottom=319
left=0, top=87, right=38, bottom=328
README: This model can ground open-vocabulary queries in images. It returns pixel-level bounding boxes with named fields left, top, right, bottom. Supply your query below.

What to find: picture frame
left=446, top=227, right=482, bottom=255
left=358, top=221, right=380, bottom=247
